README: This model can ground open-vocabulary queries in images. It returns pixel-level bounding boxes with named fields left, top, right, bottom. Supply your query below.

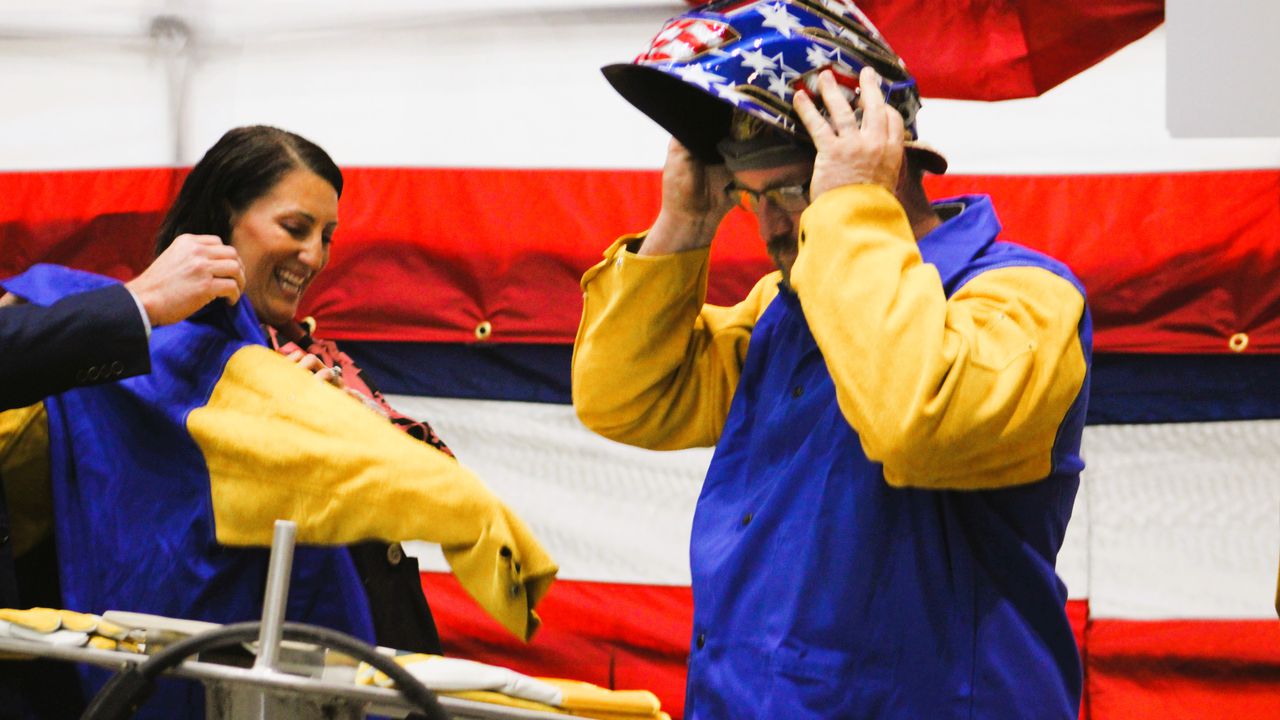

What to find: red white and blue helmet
left=603, top=0, right=946, bottom=173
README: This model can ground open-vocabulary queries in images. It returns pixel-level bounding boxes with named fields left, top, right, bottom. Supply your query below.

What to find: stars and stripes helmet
left=603, top=0, right=947, bottom=173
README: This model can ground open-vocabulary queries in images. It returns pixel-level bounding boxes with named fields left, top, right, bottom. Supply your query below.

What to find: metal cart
left=0, top=521, right=570, bottom=720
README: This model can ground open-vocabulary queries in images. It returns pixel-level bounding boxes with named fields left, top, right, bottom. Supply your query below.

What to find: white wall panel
left=393, top=396, right=708, bottom=585
left=393, top=396, right=1280, bottom=619
left=1167, top=0, right=1280, bottom=138
left=1084, top=420, right=1280, bottom=620
left=0, top=43, right=172, bottom=169
left=183, top=7, right=678, bottom=171
left=393, top=396, right=1101, bottom=600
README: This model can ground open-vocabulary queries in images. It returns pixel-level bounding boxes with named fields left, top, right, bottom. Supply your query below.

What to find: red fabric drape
left=1087, top=619, right=1280, bottom=719
left=424, top=573, right=1106, bottom=720
left=2, top=166, right=1276, bottom=355
left=682, top=0, right=1165, bottom=100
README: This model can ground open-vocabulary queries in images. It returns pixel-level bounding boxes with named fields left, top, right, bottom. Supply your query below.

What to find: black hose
left=81, top=620, right=451, bottom=720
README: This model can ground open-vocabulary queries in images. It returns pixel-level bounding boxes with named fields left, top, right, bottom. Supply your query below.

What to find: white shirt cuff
left=124, top=286, right=152, bottom=338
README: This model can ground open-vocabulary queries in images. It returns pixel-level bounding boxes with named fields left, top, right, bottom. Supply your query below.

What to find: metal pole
left=147, top=13, right=194, bottom=165
left=254, top=519, right=296, bottom=673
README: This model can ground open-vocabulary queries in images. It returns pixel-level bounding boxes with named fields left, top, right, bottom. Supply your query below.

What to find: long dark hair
left=155, top=125, right=343, bottom=255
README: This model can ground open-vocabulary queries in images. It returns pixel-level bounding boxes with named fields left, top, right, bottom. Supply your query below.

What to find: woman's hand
left=283, top=348, right=343, bottom=388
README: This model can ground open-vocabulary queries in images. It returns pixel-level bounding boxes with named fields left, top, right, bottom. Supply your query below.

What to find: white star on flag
left=758, top=2, right=805, bottom=38
left=772, top=55, right=802, bottom=83
left=766, top=73, right=793, bottom=99
left=715, top=83, right=751, bottom=104
left=819, top=0, right=852, bottom=19
left=675, top=63, right=728, bottom=90
left=818, top=0, right=880, bottom=34
left=805, top=44, right=839, bottom=69
left=740, top=48, right=779, bottom=74
left=826, top=21, right=874, bottom=53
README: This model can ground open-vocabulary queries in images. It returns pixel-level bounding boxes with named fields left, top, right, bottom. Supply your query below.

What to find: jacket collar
left=916, top=194, right=1001, bottom=290
left=2, top=262, right=265, bottom=346
left=1, top=263, right=116, bottom=304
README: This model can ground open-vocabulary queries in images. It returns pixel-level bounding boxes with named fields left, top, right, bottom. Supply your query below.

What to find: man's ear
left=894, top=159, right=910, bottom=196
left=0, top=292, right=27, bottom=308
left=895, top=153, right=929, bottom=202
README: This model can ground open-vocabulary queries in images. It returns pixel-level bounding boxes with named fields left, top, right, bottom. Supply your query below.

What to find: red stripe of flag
left=2, top=167, right=1276, bottom=353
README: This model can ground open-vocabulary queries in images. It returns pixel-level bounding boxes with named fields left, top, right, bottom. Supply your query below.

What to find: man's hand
left=640, top=139, right=737, bottom=256
left=126, top=234, right=245, bottom=327
left=794, top=66, right=904, bottom=201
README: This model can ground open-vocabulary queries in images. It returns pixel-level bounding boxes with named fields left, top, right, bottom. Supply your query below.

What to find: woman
left=153, top=126, right=448, bottom=654
left=27, top=126, right=555, bottom=718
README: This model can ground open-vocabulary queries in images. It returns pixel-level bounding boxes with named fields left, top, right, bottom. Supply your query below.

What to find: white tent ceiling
left=0, top=1, right=685, bottom=168
left=1, top=1, right=1278, bottom=172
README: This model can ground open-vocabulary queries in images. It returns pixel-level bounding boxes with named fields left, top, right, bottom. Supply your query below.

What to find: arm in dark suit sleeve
left=0, top=284, right=150, bottom=410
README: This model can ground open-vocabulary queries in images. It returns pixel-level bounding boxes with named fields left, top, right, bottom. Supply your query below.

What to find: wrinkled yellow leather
left=442, top=688, right=670, bottom=719
left=791, top=185, right=1087, bottom=489
left=574, top=185, right=1087, bottom=491
left=0, top=403, right=52, bottom=557
left=0, top=607, right=60, bottom=633
left=354, top=652, right=669, bottom=718
left=539, top=677, right=662, bottom=715
left=573, top=234, right=778, bottom=450
left=188, top=345, right=557, bottom=640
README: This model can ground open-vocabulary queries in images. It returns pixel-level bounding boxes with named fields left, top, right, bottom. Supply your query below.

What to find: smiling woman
left=148, top=125, right=455, bottom=657
left=155, top=126, right=342, bottom=329
left=226, top=168, right=337, bottom=327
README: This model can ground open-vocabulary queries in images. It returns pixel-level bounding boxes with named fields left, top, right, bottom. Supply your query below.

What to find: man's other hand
left=641, top=139, right=737, bottom=256
left=126, top=234, right=245, bottom=327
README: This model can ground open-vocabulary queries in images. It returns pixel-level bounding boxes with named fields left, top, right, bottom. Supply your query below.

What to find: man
left=0, top=232, right=245, bottom=411
left=0, top=234, right=242, bottom=718
left=2, top=232, right=246, bottom=606
left=573, top=2, right=1091, bottom=718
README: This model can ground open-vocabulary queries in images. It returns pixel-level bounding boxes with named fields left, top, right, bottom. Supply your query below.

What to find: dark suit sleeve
left=0, top=284, right=150, bottom=411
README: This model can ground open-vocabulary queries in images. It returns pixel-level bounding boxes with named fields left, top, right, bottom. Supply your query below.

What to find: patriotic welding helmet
left=602, top=0, right=947, bottom=174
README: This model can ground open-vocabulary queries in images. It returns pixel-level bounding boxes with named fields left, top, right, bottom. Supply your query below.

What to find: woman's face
left=229, top=168, right=338, bottom=328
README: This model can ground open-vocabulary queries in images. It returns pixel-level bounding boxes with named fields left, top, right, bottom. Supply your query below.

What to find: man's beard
left=767, top=233, right=799, bottom=282
left=766, top=233, right=795, bottom=258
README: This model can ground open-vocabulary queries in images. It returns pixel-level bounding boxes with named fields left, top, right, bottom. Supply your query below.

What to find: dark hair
left=155, top=125, right=343, bottom=255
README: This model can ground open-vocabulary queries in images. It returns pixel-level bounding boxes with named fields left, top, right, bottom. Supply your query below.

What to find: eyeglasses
left=726, top=182, right=811, bottom=213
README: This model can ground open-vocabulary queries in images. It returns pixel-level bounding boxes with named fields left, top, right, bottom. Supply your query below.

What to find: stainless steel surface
left=207, top=681, right=364, bottom=720
left=254, top=519, right=297, bottom=673
left=0, top=635, right=573, bottom=719
left=0, top=517, right=576, bottom=719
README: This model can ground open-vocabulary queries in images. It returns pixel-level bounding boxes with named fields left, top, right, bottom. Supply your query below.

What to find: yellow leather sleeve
left=187, top=345, right=557, bottom=640
left=0, top=402, right=52, bottom=558
left=790, top=184, right=1088, bottom=490
left=572, top=234, right=780, bottom=450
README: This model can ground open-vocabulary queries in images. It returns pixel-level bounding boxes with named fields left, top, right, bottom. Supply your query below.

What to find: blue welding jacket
left=685, top=196, right=1091, bottom=719
left=8, top=264, right=375, bottom=719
